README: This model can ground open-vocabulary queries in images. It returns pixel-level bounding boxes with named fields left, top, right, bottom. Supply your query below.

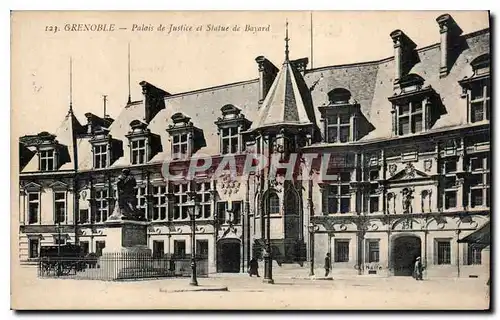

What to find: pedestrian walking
left=248, top=257, right=260, bottom=277
left=413, top=256, right=423, bottom=280
left=324, top=253, right=331, bottom=277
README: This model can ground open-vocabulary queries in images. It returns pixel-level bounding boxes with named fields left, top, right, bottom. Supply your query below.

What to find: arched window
left=269, top=193, right=280, bottom=214
left=327, top=88, right=351, bottom=105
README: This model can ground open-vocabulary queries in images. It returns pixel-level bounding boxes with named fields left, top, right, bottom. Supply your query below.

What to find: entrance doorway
left=392, top=235, right=421, bottom=276
left=217, top=239, right=241, bottom=273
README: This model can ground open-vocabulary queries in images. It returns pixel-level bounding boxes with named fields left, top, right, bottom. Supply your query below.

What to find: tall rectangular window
left=398, top=100, right=423, bottom=135
left=196, top=182, right=212, bottom=219
left=216, top=201, right=227, bottom=225
left=136, top=186, right=147, bottom=218
left=80, top=241, right=90, bottom=256
left=94, top=189, right=109, bottom=223
left=152, top=186, right=167, bottom=221
left=172, top=133, right=189, bottom=160
left=93, top=144, right=108, bottom=169
left=334, top=240, right=349, bottom=262
left=470, top=83, right=490, bottom=123
left=196, top=240, right=209, bottom=259
left=369, top=184, right=379, bottom=213
left=467, top=244, right=482, bottom=265
left=173, top=183, right=189, bottom=220
left=324, top=172, right=351, bottom=214
left=436, top=240, right=451, bottom=265
left=469, top=153, right=490, bottom=208
left=28, top=239, right=39, bottom=259
left=152, top=240, right=165, bottom=258
left=39, top=149, right=55, bottom=171
left=367, top=240, right=380, bottom=263
left=78, top=209, right=89, bottom=224
left=221, top=127, right=239, bottom=154
left=326, top=114, right=351, bottom=143
left=28, top=193, right=39, bottom=224
left=95, top=241, right=106, bottom=257
left=131, top=139, right=147, bottom=164
left=54, top=191, right=66, bottom=224
left=442, top=158, right=459, bottom=210
left=174, top=240, right=186, bottom=258
left=232, top=201, right=242, bottom=224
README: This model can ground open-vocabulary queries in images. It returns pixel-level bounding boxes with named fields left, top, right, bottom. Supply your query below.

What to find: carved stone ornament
left=424, top=159, right=432, bottom=172
left=220, top=172, right=241, bottom=195
left=404, top=163, right=416, bottom=178
left=388, top=164, right=397, bottom=176
left=401, top=219, right=413, bottom=230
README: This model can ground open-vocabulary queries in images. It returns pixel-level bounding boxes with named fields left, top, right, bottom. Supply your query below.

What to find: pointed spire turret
left=127, top=42, right=132, bottom=105
left=69, top=57, right=73, bottom=114
left=284, top=19, right=290, bottom=62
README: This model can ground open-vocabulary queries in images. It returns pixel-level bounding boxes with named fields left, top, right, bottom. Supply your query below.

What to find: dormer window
left=166, top=113, right=205, bottom=160
left=35, top=132, right=62, bottom=171
left=172, top=133, right=189, bottom=159
left=131, top=139, right=146, bottom=164
left=39, top=149, right=55, bottom=171
left=397, top=101, right=423, bottom=135
left=126, top=120, right=162, bottom=165
left=327, top=114, right=350, bottom=143
left=389, top=74, right=445, bottom=136
left=94, top=144, right=108, bottom=169
left=319, top=88, right=374, bottom=143
left=459, top=54, right=490, bottom=124
left=215, top=104, right=251, bottom=155
left=90, top=128, right=123, bottom=169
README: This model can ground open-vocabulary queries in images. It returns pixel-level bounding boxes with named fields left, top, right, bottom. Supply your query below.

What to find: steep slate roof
left=21, top=110, right=82, bottom=173
left=250, top=58, right=316, bottom=130
left=19, top=26, right=490, bottom=174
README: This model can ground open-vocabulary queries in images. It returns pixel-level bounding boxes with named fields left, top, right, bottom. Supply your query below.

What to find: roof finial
left=285, top=19, right=290, bottom=61
left=69, top=56, right=73, bottom=114
left=127, top=42, right=132, bottom=105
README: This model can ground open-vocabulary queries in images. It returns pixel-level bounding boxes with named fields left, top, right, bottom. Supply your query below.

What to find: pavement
left=11, top=266, right=490, bottom=310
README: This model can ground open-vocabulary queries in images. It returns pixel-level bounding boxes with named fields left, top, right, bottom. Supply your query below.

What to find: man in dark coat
left=324, top=253, right=331, bottom=277
left=248, top=257, right=260, bottom=277
left=413, top=256, right=423, bottom=280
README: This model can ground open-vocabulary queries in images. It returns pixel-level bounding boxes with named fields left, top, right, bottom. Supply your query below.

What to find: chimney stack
left=139, top=81, right=170, bottom=123
left=255, top=56, right=279, bottom=106
left=436, top=14, right=463, bottom=78
left=390, top=30, right=417, bottom=87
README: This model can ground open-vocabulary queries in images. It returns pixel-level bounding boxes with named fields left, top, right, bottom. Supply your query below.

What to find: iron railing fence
left=37, top=253, right=208, bottom=281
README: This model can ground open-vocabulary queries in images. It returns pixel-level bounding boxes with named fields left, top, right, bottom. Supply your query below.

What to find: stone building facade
left=18, top=14, right=490, bottom=278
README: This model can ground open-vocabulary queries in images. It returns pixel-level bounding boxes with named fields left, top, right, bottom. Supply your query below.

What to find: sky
left=11, top=11, right=490, bottom=137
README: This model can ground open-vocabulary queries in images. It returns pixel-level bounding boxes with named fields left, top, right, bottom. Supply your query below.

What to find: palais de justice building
left=18, top=14, right=490, bottom=278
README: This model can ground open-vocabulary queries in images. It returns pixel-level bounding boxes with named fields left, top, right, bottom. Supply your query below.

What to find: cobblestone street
left=12, top=266, right=490, bottom=310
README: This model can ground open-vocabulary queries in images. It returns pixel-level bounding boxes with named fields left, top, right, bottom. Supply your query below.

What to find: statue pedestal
left=102, top=219, right=150, bottom=254
left=99, top=219, right=152, bottom=279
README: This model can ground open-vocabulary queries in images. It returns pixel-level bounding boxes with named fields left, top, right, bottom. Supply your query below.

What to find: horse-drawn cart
left=38, top=244, right=88, bottom=277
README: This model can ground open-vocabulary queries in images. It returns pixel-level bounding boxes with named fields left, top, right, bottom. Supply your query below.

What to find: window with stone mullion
left=131, top=139, right=147, bottom=165
left=398, top=100, right=423, bottom=135
left=325, top=172, right=351, bottom=214
left=173, top=183, right=189, bottom=220
left=470, top=83, right=490, bottom=123
left=195, top=182, right=212, bottom=219
left=442, top=158, right=458, bottom=210
left=172, top=133, right=189, bottom=160
left=152, top=186, right=167, bottom=221
left=221, top=127, right=239, bottom=154
left=326, top=114, right=350, bottom=143
left=39, top=149, right=55, bottom=171
left=469, top=154, right=490, bottom=208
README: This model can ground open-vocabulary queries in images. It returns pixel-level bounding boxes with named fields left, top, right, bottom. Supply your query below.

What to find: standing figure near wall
left=402, top=188, right=413, bottom=214
left=109, top=168, right=144, bottom=221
